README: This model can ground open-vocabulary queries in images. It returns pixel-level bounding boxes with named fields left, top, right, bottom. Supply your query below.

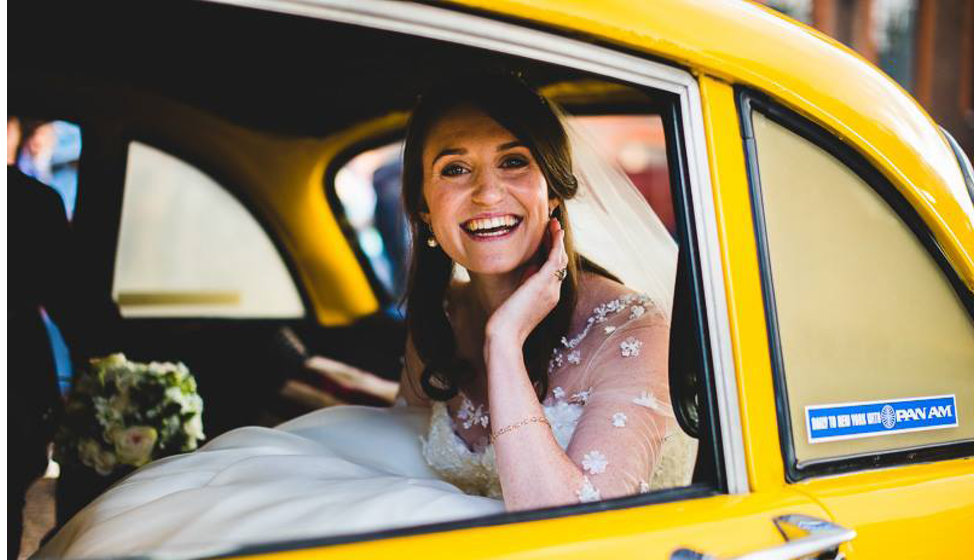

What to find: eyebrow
left=431, top=141, right=527, bottom=167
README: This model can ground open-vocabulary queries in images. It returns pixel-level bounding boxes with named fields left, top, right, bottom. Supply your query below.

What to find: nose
left=470, top=170, right=505, bottom=206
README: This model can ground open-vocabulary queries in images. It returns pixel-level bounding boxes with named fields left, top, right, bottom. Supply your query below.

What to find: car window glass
left=751, top=110, right=973, bottom=466
left=113, top=141, right=304, bottom=318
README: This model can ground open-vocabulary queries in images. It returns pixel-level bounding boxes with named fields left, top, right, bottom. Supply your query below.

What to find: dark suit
left=7, top=166, right=119, bottom=557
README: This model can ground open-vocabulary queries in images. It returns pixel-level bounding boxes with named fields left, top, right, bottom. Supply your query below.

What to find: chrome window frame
left=209, top=0, right=748, bottom=495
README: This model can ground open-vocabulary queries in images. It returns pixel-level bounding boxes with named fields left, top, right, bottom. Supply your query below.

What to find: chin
left=460, top=249, right=537, bottom=278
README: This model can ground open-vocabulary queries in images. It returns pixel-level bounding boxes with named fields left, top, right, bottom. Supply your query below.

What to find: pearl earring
left=426, top=234, right=438, bottom=248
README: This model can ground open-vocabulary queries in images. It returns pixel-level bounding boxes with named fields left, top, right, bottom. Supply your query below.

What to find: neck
left=465, top=266, right=526, bottom=319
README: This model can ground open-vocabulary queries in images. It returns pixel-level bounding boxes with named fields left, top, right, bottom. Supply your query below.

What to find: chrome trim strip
left=207, top=0, right=749, bottom=494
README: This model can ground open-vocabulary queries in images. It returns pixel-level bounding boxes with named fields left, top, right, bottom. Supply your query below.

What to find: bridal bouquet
left=55, top=353, right=205, bottom=476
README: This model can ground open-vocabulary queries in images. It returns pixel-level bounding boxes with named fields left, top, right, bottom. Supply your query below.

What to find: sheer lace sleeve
left=558, top=309, right=675, bottom=500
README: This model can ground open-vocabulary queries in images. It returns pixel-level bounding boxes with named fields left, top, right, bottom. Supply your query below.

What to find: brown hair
left=402, top=73, right=587, bottom=402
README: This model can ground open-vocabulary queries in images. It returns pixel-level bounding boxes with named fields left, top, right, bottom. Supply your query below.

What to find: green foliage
left=55, top=354, right=205, bottom=476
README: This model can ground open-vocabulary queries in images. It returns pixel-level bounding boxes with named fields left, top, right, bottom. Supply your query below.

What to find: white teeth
left=464, top=215, right=519, bottom=233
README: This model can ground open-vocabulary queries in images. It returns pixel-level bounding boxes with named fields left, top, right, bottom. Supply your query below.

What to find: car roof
left=446, top=0, right=974, bottom=286
left=10, top=0, right=971, bottom=320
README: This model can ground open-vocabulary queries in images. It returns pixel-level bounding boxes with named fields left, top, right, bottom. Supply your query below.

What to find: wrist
left=483, top=328, right=524, bottom=366
left=485, top=321, right=525, bottom=350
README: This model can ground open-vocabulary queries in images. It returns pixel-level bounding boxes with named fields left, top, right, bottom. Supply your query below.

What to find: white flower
left=571, top=388, right=593, bottom=404
left=78, top=438, right=117, bottom=476
left=184, top=415, right=205, bottom=446
left=620, top=337, right=642, bottom=357
left=639, top=480, right=650, bottom=493
left=581, top=450, right=608, bottom=474
left=612, top=412, right=628, bottom=428
left=552, top=386, right=566, bottom=400
left=567, top=350, right=581, bottom=365
left=148, top=361, right=170, bottom=376
left=629, top=305, right=646, bottom=319
left=96, top=353, right=128, bottom=369
left=188, top=394, right=204, bottom=414
left=166, top=386, right=202, bottom=414
left=604, top=326, right=617, bottom=335
left=112, top=426, right=158, bottom=467
left=160, top=416, right=181, bottom=441
left=93, top=396, right=123, bottom=430
left=577, top=478, right=601, bottom=503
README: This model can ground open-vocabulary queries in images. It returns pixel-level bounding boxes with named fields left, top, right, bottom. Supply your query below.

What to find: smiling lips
left=460, top=214, right=523, bottom=240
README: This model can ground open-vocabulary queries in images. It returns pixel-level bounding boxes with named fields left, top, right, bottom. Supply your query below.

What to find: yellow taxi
left=10, top=0, right=972, bottom=558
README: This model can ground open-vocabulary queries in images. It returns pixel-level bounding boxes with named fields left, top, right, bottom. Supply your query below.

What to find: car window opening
left=13, top=3, right=724, bottom=556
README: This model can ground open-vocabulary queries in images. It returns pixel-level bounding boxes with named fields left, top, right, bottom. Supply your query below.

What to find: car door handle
left=671, top=514, right=856, bottom=560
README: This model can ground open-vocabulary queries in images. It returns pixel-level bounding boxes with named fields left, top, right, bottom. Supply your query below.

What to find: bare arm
left=484, top=219, right=672, bottom=509
left=485, top=333, right=591, bottom=509
left=488, top=315, right=672, bottom=508
left=481, top=218, right=590, bottom=509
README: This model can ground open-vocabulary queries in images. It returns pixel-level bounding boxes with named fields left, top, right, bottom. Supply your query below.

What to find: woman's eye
left=440, top=163, right=469, bottom=177
left=501, top=156, right=529, bottom=169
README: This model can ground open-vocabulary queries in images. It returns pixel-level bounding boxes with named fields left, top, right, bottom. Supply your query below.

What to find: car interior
left=10, top=0, right=725, bottom=525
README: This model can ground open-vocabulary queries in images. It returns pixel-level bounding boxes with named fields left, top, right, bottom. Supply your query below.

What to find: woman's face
left=420, top=105, right=558, bottom=276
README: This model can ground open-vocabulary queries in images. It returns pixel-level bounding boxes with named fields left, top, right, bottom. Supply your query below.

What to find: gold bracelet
left=489, top=416, right=551, bottom=444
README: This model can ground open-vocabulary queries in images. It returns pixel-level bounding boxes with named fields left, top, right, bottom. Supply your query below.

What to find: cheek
left=519, top=175, right=552, bottom=219
left=422, top=185, right=460, bottom=233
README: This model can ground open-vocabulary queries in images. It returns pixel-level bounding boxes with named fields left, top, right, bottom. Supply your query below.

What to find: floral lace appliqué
left=581, top=450, right=608, bottom=474
left=611, top=412, right=627, bottom=428
left=632, top=391, right=671, bottom=415
left=639, top=480, right=650, bottom=493
left=577, top=478, right=601, bottom=503
left=570, top=388, right=593, bottom=405
left=567, top=350, right=581, bottom=365
left=552, top=386, right=566, bottom=400
left=548, top=348, right=564, bottom=373
left=457, top=397, right=489, bottom=429
left=620, top=337, right=642, bottom=357
left=550, top=294, right=654, bottom=374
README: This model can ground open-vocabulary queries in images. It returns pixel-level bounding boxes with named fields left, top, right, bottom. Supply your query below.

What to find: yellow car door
left=735, top=84, right=973, bottom=559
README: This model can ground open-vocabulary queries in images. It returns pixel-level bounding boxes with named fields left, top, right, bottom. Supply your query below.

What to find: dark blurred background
left=758, top=0, right=973, bottom=160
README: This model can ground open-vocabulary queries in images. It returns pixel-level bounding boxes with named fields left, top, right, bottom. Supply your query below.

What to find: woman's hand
left=485, top=218, right=568, bottom=347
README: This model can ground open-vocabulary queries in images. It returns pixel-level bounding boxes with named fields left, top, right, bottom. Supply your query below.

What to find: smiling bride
left=39, top=74, right=696, bottom=559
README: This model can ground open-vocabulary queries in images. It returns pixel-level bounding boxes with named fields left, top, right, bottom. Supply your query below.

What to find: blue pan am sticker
left=806, top=395, right=958, bottom=443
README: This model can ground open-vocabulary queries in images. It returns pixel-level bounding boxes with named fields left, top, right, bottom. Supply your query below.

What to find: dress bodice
left=419, top=291, right=698, bottom=502
left=421, top=398, right=585, bottom=498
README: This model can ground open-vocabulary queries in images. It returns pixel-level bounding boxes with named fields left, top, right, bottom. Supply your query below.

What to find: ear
left=419, top=211, right=431, bottom=226
left=548, top=198, right=560, bottom=216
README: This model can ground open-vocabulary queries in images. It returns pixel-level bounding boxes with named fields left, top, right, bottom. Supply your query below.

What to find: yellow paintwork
left=448, top=0, right=974, bottom=289
left=37, top=79, right=386, bottom=325
left=698, top=76, right=784, bottom=492
left=167, top=0, right=969, bottom=557
left=241, top=491, right=829, bottom=559
left=795, top=459, right=974, bottom=558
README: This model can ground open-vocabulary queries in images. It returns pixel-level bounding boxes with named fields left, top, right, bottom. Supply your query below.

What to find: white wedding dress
left=38, top=291, right=697, bottom=559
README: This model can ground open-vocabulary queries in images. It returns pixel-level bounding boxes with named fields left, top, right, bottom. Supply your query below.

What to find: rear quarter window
left=745, top=101, right=973, bottom=473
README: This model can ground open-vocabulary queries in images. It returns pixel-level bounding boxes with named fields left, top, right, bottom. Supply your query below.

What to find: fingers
left=546, top=218, right=568, bottom=271
left=524, top=219, right=567, bottom=287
